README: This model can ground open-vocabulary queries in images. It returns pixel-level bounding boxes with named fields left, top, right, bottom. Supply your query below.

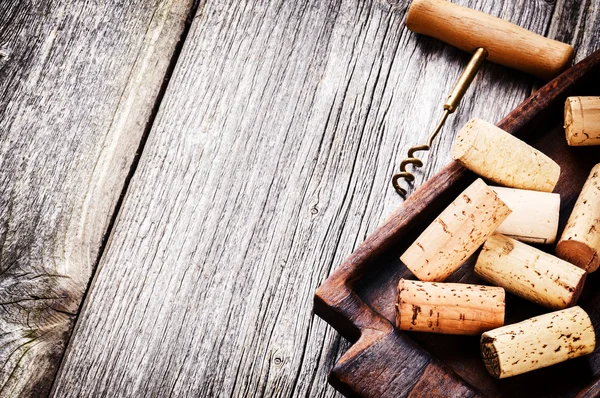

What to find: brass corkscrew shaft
left=392, top=47, right=488, bottom=197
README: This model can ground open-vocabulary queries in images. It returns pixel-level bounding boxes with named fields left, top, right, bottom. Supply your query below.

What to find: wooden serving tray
left=314, top=49, right=600, bottom=398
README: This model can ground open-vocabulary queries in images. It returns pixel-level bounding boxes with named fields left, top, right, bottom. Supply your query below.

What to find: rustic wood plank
left=0, top=1, right=195, bottom=396
left=52, top=0, right=599, bottom=397
left=548, top=0, right=600, bottom=64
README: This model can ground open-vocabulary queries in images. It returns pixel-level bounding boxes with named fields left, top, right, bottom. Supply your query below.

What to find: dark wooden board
left=315, top=49, right=600, bottom=397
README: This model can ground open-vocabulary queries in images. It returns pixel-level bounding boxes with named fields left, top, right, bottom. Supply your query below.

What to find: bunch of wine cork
left=395, top=113, right=599, bottom=379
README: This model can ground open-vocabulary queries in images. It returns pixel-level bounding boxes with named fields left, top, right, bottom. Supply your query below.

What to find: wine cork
left=481, top=306, right=595, bottom=378
left=564, top=97, right=600, bottom=146
left=491, top=186, right=560, bottom=244
left=475, top=234, right=586, bottom=310
left=556, top=164, right=600, bottom=272
left=401, top=178, right=511, bottom=282
left=396, top=279, right=505, bottom=335
left=452, top=118, right=561, bottom=193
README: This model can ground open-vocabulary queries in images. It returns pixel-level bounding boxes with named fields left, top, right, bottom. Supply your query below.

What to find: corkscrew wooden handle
left=406, top=0, right=574, bottom=80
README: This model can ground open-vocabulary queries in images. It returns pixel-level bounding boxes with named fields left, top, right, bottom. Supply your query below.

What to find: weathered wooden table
left=0, top=0, right=598, bottom=397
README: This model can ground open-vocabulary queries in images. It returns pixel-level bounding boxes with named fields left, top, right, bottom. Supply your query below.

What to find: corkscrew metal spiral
left=392, top=110, right=450, bottom=196
left=392, top=47, right=488, bottom=197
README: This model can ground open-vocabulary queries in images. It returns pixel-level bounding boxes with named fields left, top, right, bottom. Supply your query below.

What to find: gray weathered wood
left=52, top=0, right=599, bottom=396
left=0, top=1, right=195, bottom=396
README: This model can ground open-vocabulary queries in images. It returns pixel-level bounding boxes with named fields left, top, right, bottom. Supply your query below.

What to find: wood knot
left=273, top=356, right=284, bottom=366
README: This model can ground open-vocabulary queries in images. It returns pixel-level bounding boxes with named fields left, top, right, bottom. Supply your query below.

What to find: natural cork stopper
left=401, top=178, right=511, bottom=282
left=452, top=118, right=560, bottom=192
left=564, top=97, right=600, bottom=146
left=556, top=164, right=600, bottom=273
left=481, top=306, right=595, bottom=378
left=395, top=279, right=505, bottom=335
left=475, top=233, right=586, bottom=309
left=491, top=186, right=560, bottom=244
left=480, top=335, right=501, bottom=378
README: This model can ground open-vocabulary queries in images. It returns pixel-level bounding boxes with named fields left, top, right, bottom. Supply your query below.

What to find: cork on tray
left=400, top=178, right=511, bottom=282
left=491, top=186, right=560, bottom=244
left=556, top=164, right=600, bottom=273
left=475, top=234, right=586, bottom=310
left=396, top=279, right=505, bottom=335
left=481, top=306, right=595, bottom=378
left=564, top=97, right=600, bottom=146
left=452, top=118, right=560, bottom=192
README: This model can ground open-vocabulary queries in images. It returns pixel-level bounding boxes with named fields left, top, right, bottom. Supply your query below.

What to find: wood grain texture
left=52, top=0, right=600, bottom=397
left=0, top=1, right=195, bottom=396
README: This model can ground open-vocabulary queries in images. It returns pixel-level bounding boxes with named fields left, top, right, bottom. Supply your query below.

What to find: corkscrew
left=391, top=0, right=574, bottom=197
left=392, top=47, right=488, bottom=196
